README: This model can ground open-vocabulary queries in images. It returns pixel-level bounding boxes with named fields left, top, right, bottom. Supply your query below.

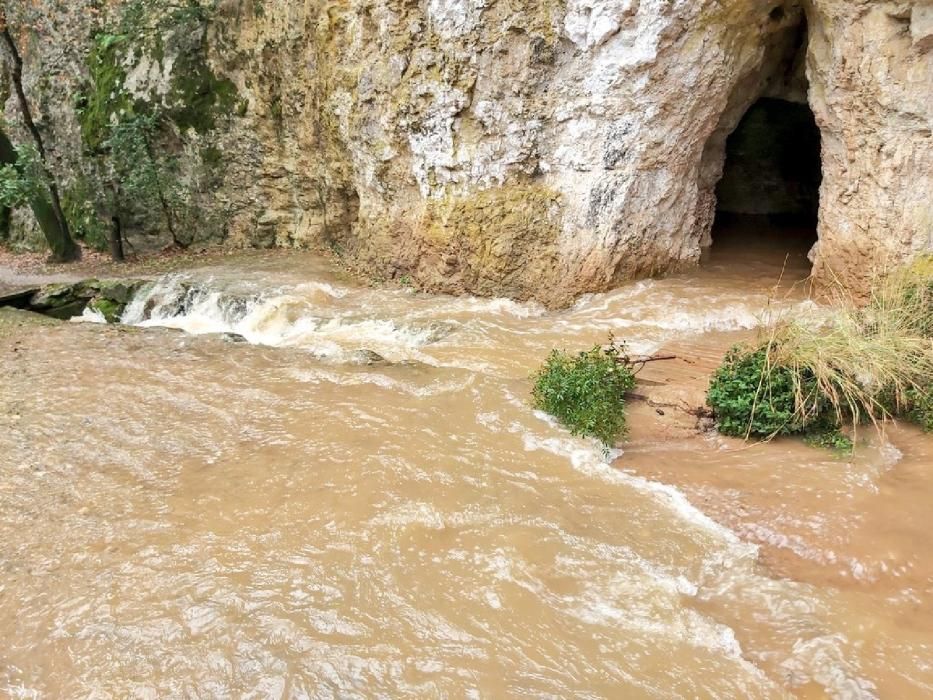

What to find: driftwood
left=612, top=352, right=678, bottom=365
left=617, top=353, right=679, bottom=374
left=631, top=354, right=677, bottom=363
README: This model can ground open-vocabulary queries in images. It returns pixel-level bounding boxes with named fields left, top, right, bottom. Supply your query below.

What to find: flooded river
left=2, top=234, right=932, bottom=698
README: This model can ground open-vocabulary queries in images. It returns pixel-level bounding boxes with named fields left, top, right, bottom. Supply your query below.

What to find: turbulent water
left=2, top=236, right=932, bottom=698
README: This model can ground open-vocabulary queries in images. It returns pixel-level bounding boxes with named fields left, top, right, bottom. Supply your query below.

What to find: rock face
left=2, top=0, right=931, bottom=304
left=807, top=1, right=933, bottom=290
left=24, top=280, right=147, bottom=321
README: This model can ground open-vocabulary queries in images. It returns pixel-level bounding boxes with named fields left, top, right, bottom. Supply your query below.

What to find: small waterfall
left=122, top=274, right=457, bottom=362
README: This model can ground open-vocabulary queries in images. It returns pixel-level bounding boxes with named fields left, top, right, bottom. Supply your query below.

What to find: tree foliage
left=0, top=142, right=45, bottom=209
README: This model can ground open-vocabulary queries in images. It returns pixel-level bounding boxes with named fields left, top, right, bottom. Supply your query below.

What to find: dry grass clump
left=709, top=256, right=933, bottom=441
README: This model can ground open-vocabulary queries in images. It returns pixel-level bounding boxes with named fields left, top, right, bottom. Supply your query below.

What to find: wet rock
left=29, top=282, right=86, bottom=308
left=348, top=349, right=389, bottom=366
left=220, top=332, right=249, bottom=344
left=138, top=282, right=192, bottom=321
left=423, top=321, right=458, bottom=343
left=28, top=279, right=147, bottom=322
left=87, top=298, right=125, bottom=324
left=29, top=283, right=95, bottom=320
left=0, top=287, right=40, bottom=309
left=94, top=279, right=146, bottom=305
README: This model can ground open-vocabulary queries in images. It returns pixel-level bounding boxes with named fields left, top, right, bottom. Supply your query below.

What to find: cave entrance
left=709, top=98, right=821, bottom=266
left=705, top=14, right=821, bottom=274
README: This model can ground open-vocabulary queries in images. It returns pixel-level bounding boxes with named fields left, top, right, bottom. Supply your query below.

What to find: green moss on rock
left=27, top=279, right=145, bottom=321
left=87, top=297, right=125, bottom=323
left=79, top=12, right=239, bottom=151
left=78, top=34, right=133, bottom=151
left=167, top=49, right=238, bottom=134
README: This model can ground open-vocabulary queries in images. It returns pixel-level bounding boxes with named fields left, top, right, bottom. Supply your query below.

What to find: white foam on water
left=780, top=635, right=880, bottom=700
left=419, top=294, right=548, bottom=319
left=124, top=275, right=452, bottom=362
left=491, top=399, right=878, bottom=700
left=489, top=394, right=744, bottom=556
left=286, top=367, right=474, bottom=398
left=2, top=684, right=40, bottom=700
left=370, top=502, right=447, bottom=530
left=521, top=429, right=752, bottom=550
left=293, top=281, right=348, bottom=299
left=75, top=307, right=107, bottom=324
left=570, top=280, right=656, bottom=312
left=610, top=298, right=821, bottom=334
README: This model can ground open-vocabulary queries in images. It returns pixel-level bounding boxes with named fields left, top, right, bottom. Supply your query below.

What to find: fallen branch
left=619, top=353, right=679, bottom=375
left=632, top=354, right=678, bottom=363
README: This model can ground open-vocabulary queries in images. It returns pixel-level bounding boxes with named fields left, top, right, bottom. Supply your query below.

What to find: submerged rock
left=348, top=349, right=389, bottom=366
left=0, top=306, right=61, bottom=328
left=94, top=279, right=146, bottom=305
left=423, top=321, right=458, bottom=343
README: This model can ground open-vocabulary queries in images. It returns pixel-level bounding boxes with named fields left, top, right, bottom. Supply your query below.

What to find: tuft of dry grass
left=757, top=256, right=933, bottom=433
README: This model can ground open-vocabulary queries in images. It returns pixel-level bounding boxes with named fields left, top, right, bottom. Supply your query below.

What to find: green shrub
left=707, top=344, right=833, bottom=438
left=905, top=385, right=933, bottom=432
left=884, top=258, right=933, bottom=432
left=804, top=428, right=854, bottom=455
left=531, top=341, right=636, bottom=446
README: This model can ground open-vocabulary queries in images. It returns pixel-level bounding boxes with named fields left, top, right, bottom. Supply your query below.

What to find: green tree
left=0, top=130, right=77, bottom=261
left=0, top=9, right=79, bottom=261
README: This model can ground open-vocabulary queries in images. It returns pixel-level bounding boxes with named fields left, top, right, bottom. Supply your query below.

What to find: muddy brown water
left=1, top=229, right=931, bottom=698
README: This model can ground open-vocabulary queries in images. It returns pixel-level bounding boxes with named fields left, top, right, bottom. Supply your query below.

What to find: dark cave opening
left=709, top=96, right=822, bottom=266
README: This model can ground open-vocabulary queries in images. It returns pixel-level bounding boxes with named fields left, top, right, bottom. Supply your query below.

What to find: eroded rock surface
left=23, top=280, right=147, bottom=321
left=2, top=0, right=931, bottom=304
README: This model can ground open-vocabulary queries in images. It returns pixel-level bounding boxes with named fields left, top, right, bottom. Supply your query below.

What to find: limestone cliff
left=2, top=0, right=931, bottom=304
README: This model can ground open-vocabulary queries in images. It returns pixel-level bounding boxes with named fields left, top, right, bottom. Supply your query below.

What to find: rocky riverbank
left=2, top=1, right=930, bottom=304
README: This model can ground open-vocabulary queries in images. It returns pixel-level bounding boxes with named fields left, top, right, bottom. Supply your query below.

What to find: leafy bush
left=532, top=341, right=636, bottom=446
left=707, top=344, right=833, bottom=438
left=905, top=385, right=933, bottom=432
